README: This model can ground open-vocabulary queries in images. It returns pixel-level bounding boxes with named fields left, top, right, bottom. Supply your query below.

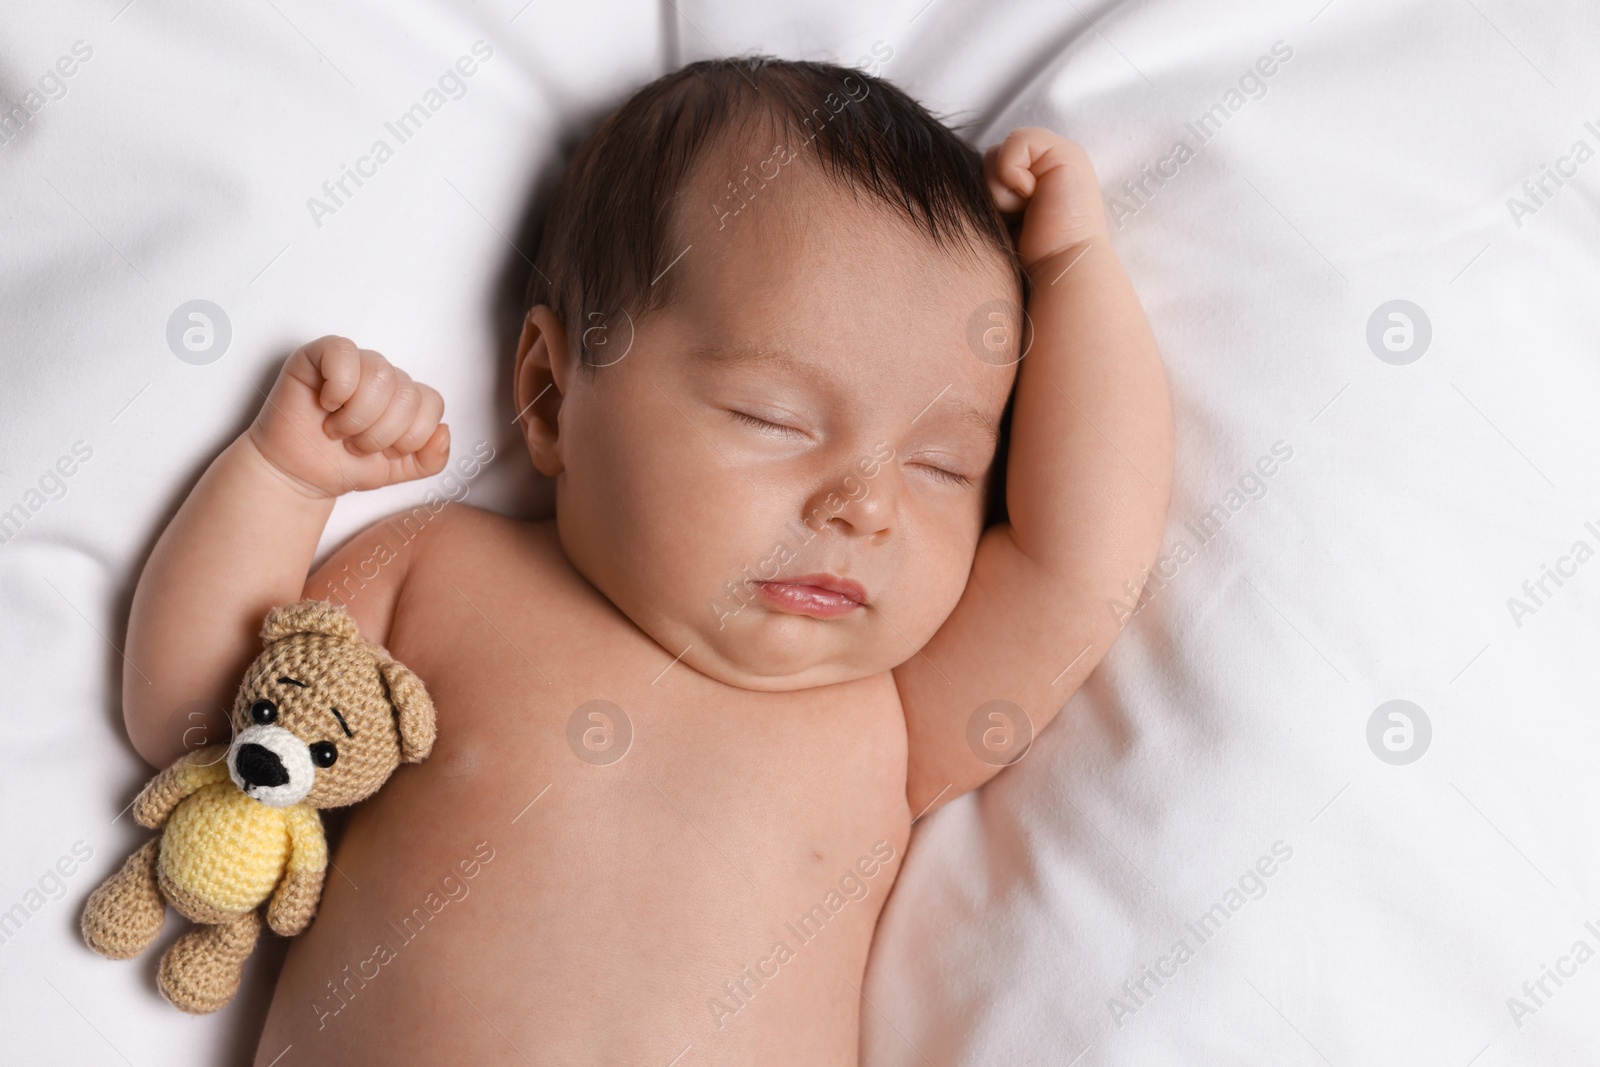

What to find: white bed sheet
left=3, top=1, right=1597, bottom=1063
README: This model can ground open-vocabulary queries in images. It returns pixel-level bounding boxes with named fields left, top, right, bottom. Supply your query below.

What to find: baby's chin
left=674, top=607, right=890, bottom=693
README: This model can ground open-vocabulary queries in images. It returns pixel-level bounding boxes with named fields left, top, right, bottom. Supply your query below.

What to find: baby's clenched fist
left=248, top=336, right=449, bottom=498
left=983, top=127, right=1109, bottom=269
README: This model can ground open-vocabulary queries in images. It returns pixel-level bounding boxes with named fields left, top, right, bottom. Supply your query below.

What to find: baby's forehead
left=643, top=154, right=1014, bottom=407
left=676, top=136, right=861, bottom=249
left=686, top=124, right=902, bottom=226
left=670, top=146, right=1013, bottom=316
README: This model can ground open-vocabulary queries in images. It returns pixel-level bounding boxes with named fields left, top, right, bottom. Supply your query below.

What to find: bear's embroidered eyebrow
left=276, top=676, right=307, bottom=688
left=327, top=707, right=354, bottom=738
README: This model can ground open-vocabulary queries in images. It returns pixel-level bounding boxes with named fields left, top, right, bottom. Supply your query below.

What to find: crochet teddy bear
left=80, top=600, right=435, bottom=1014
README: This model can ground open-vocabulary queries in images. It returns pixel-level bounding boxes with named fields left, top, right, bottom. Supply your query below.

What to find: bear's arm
left=266, top=805, right=328, bottom=937
left=131, top=745, right=232, bottom=829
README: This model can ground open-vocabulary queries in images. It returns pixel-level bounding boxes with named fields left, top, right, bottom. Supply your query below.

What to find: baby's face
left=534, top=159, right=1019, bottom=691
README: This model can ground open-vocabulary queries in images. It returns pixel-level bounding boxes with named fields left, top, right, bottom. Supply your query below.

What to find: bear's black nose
left=236, top=743, right=290, bottom=788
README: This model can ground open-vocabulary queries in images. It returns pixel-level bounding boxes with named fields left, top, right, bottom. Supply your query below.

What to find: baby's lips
left=755, top=579, right=864, bottom=620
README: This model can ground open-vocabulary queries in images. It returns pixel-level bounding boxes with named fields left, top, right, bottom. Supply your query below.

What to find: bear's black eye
left=309, top=741, right=338, bottom=768
left=250, top=699, right=278, bottom=725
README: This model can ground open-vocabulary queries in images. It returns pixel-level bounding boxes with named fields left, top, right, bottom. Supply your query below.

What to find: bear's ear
left=379, top=658, right=436, bottom=763
left=261, top=600, right=361, bottom=645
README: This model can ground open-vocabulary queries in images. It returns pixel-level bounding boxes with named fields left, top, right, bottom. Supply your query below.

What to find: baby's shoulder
left=395, top=502, right=560, bottom=573
left=310, top=504, right=562, bottom=636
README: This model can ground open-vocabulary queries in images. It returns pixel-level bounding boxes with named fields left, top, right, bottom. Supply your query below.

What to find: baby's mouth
left=755, top=574, right=866, bottom=619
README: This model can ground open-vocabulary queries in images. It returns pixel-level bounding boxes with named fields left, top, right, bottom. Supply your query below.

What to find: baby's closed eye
left=908, top=461, right=972, bottom=487
left=727, top=409, right=809, bottom=439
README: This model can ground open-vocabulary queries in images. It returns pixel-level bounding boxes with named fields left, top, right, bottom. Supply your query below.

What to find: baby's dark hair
left=527, top=55, right=1022, bottom=369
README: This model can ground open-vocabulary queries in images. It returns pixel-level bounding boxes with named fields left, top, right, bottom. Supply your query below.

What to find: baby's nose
left=805, top=471, right=894, bottom=539
left=235, top=743, right=290, bottom=788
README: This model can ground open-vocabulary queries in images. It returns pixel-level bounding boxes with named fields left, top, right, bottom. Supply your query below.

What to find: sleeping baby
left=119, top=57, right=1171, bottom=1065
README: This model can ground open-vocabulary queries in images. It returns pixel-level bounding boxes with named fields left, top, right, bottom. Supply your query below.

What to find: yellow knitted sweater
left=158, top=758, right=326, bottom=914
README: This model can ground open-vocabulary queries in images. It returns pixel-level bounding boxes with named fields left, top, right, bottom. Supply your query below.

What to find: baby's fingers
left=289, top=336, right=363, bottom=412
left=323, top=349, right=400, bottom=440
left=385, top=424, right=451, bottom=483
left=345, top=372, right=422, bottom=455
left=383, top=384, right=446, bottom=457
left=984, top=132, right=1039, bottom=213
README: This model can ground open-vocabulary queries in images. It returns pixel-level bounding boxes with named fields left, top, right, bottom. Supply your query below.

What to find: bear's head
left=223, top=600, right=434, bottom=809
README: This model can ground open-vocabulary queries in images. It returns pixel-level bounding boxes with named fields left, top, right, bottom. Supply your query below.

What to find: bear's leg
left=157, top=909, right=262, bottom=1014
left=81, top=839, right=166, bottom=960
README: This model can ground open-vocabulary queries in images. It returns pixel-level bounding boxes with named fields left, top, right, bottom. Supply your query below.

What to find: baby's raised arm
left=122, top=337, right=447, bottom=768
left=896, top=128, right=1173, bottom=816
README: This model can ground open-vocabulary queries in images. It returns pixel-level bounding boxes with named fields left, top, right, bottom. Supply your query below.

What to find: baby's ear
left=261, top=600, right=361, bottom=645
left=514, top=306, right=569, bottom=478
left=379, top=658, right=436, bottom=763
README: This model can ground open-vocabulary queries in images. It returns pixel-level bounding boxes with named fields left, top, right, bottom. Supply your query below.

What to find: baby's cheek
left=906, top=537, right=978, bottom=630
left=653, top=478, right=783, bottom=578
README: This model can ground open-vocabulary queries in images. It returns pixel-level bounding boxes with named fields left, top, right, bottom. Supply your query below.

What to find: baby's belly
left=255, top=678, right=910, bottom=1066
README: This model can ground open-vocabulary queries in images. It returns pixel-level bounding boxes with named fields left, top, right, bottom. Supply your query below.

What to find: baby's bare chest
left=302, top=526, right=911, bottom=1059
left=388, top=527, right=910, bottom=837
